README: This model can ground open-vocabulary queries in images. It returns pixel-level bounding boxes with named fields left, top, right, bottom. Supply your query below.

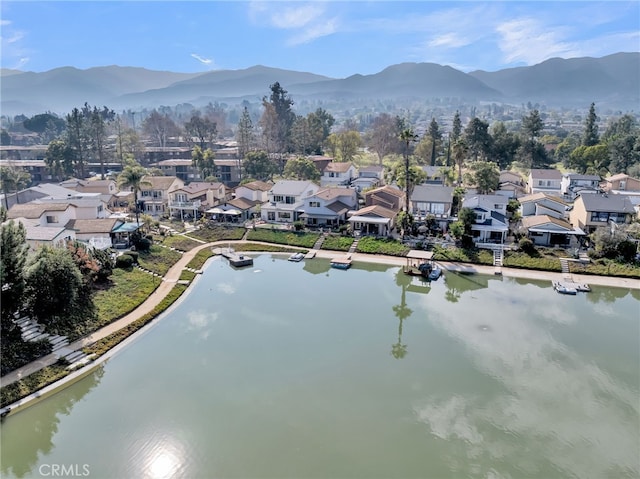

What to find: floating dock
left=330, top=255, right=352, bottom=269
left=217, top=248, right=254, bottom=267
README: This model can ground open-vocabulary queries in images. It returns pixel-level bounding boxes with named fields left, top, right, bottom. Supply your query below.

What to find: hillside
left=1, top=53, right=638, bottom=116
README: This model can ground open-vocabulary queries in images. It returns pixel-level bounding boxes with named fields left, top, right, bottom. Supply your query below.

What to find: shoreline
left=1, top=242, right=638, bottom=418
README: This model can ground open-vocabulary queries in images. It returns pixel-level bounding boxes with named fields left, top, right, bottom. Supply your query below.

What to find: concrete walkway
left=2, top=240, right=638, bottom=387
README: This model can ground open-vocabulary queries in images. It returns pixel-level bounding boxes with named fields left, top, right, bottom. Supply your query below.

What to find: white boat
left=288, top=252, right=305, bottom=262
left=553, top=281, right=577, bottom=295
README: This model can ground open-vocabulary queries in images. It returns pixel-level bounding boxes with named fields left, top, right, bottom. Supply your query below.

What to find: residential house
left=364, top=185, right=405, bottom=212
left=461, top=194, right=510, bottom=243
left=498, top=170, right=526, bottom=198
left=352, top=165, right=384, bottom=192
left=347, top=205, right=397, bottom=236
left=154, top=159, right=200, bottom=182
left=569, top=193, right=635, bottom=234
left=67, top=218, right=125, bottom=250
left=168, top=182, right=226, bottom=220
left=527, top=169, right=563, bottom=196
left=261, top=180, right=319, bottom=223
left=138, top=176, right=184, bottom=217
left=410, top=185, right=454, bottom=230
left=60, top=178, right=119, bottom=209
left=521, top=215, right=583, bottom=247
left=561, top=173, right=601, bottom=200
left=421, top=166, right=445, bottom=185
left=222, top=181, right=272, bottom=222
left=5, top=203, right=77, bottom=249
left=518, top=192, right=568, bottom=220
left=320, top=162, right=357, bottom=187
left=3, top=183, right=83, bottom=209
left=300, top=187, right=358, bottom=227
left=309, top=155, right=333, bottom=175
left=214, top=159, right=242, bottom=186
left=601, top=173, right=640, bottom=193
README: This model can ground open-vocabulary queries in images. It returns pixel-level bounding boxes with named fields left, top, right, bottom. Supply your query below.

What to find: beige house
left=364, top=185, right=405, bottom=212
left=569, top=193, right=635, bottom=234
left=521, top=215, right=583, bottom=247
left=138, top=176, right=184, bottom=217
left=601, top=173, right=640, bottom=193
left=348, top=205, right=397, bottom=236
left=168, top=181, right=226, bottom=220
left=527, top=169, right=563, bottom=196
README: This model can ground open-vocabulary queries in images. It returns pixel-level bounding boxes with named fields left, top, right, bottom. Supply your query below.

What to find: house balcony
left=169, top=200, right=202, bottom=209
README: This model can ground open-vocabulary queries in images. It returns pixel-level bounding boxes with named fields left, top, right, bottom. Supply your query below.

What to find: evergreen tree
left=583, top=102, right=599, bottom=147
left=427, top=118, right=442, bottom=166
left=452, top=110, right=462, bottom=141
left=0, top=220, right=29, bottom=335
left=236, top=106, right=256, bottom=160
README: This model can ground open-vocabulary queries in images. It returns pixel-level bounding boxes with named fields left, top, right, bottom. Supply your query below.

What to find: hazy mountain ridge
left=1, top=53, right=637, bottom=116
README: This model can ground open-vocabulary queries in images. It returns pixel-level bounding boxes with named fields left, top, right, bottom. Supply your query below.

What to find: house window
left=619, top=181, right=626, bottom=190
left=285, top=196, right=296, bottom=204
left=309, top=201, right=320, bottom=208
left=267, top=212, right=275, bottom=221
left=279, top=212, right=291, bottom=219
left=590, top=212, right=609, bottom=222
left=494, top=204, right=503, bottom=210
left=46, top=215, right=58, bottom=223
left=430, top=203, right=445, bottom=215
left=273, top=195, right=284, bottom=203
left=538, top=180, right=544, bottom=186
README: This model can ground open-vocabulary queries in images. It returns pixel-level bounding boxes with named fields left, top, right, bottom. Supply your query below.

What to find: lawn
left=187, top=225, right=246, bottom=242
left=155, top=234, right=203, bottom=252
left=137, top=244, right=183, bottom=276
left=356, top=236, right=410, bottom=256
left=320, top=235, right=354, bottom=251
left=246, top=229, right=319, bottom=248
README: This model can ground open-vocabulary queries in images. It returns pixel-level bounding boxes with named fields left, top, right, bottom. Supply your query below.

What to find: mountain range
left=1, top=52, right=637, bottom=116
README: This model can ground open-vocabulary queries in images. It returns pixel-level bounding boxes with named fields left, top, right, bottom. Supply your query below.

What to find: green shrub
left=356, top=237, right=409, bottom=256
left=321, top=235, right=354, bottom=251
left=518, top=237, right=536, bottom=255
left=126, top=251, right=139, bottom=263
left=135, top=237, right=152, bottom=251
left=115, top=254, right=134, bottom=269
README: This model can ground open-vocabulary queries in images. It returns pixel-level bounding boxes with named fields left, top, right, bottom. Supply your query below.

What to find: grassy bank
left=246, top=229, right=319, bottom=248
left=0, top=284, right=188, bottom=409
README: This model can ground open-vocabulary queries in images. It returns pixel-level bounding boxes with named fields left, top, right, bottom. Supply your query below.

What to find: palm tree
left=399, top=125, right=418, bottom=238
left=452, top=138, right=468, bottom=186
left=117, top=164, right=150, bottom=225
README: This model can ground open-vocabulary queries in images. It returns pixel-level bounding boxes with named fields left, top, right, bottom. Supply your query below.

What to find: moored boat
left=288, top=252, right=305, bottom=262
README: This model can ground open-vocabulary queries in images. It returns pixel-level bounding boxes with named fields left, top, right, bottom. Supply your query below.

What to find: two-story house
left=569, top=193, right=635, bottom=234
left=499, top=170, right=526, bottom=198
left=261, top=180, right=319, bottom=223
left=601, top=173, right=640, bottom=193
left=351, top=165, right=384, bottom=192
left=168, top=182, right=226, bottom=220
left=528, top=169, right=563, bottom=196
left=138, top=176, right=184, bottom=217
left=410, top=185, right=454, bottom=230
left=6, top=202, right=77, bottom=249
left=561, top=173, right=601, bottom=200
left=364, top=185, right=405, bottom=212
left=461, top=194, right=510, bottom=243
left=518, top=192, right=568, bottom=220
left=300, top=187, right=358, bottom=227
left=320, top=162, right=357, bottom=187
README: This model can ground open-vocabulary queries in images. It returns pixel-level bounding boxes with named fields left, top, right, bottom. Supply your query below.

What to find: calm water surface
left=2, top=255, right=639, bottom=479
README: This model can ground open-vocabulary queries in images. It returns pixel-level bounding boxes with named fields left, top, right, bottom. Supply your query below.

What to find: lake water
left=1, top=255, right=639, bottom=479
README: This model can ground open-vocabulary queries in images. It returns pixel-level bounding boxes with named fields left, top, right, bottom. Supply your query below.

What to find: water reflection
left=414, top=284, right=640, bottom=478
left=443, top=272, right=493, bottom=303
left=391, top=271, right=433, bottom=359
left=0, top=367, right=104, bottom=478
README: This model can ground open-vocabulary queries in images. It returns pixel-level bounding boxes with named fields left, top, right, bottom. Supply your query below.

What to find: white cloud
left=287, top=17, right=339, bottom=46
left=190, top=53, right=213, bottom=65
left=270, top=4, right=325, bottom=30
left=0, top=20, right=11, bottom=26
left=496, top=17, right=580, bottom=65
left=428, top=33, right=471, bottom=49
left=248, top=1, right=338, bottom=46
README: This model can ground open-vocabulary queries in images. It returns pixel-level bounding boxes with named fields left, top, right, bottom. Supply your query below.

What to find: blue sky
left=1, top=1, right=639, bottom=78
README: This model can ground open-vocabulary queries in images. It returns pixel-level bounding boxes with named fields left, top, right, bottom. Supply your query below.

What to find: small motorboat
left=428, top=266, right=442, bottom=281
left=288, top=252, right=305, bottom=262
left=553, top=281, right=577, bottom=295
left=330, top=256, right=352, bottom=269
